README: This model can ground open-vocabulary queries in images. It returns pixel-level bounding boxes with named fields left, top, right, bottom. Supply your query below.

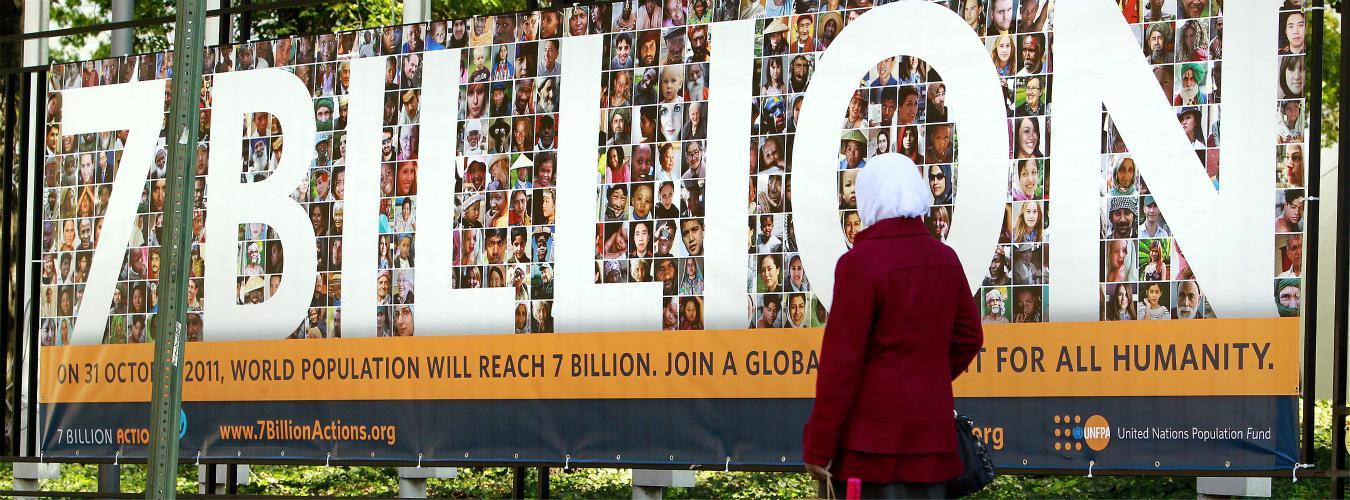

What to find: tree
left=1320, top=8, right=1341, bottom=147
left=47, top=0, right=529, bottom=63
left=48, top=0, right=172, bottom=62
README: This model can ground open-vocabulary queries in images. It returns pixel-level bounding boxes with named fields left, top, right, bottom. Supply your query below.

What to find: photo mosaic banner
left=36, top=0, right=1307, bottom=470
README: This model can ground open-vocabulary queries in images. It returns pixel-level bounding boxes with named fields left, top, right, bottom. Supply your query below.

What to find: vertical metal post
left=146, top=0, right=207, bottom=497
left=98, top=463, right=122, bottom=494
left=1302, top=0, right=1325, bottom=467
left=536, top=466, right=550, bottom=499
left=22, top=71, right=43, bottom=459
left=110, top=0, right=134, bottom=56
left=218, top=0, right=232, bottom=47
left=204, top=463, right=217, bottom=494
left=236, top=0, right=251, bottom=42
left=1, top=73, right=15, bottom=458
left=11, top=106, right=25, bottom=454
left=225, top=463, right=238, bottom=494
left=17, top=73, right=31, bottom=455
left=404, top=0, right=431, bottom=23
left=91, top=0, right=121, bottom=467
left=511, top=466, right=526, bottom=499
left=1333, top=3, right=1350, bottom=496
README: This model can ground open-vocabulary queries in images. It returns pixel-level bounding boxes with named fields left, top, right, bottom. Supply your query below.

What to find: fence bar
left=22, top=70, right=43, bottom=459
left=1332, top=3, right=1350, bottom=496
left=1302, top=0, right=1325, bottom=468
left=1, top=72, right=15, bottom=459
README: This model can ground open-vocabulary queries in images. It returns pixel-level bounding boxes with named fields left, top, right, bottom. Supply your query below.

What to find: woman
left=615, top=1, right=638, bottom=31
left=786, top=254, right=810, bottom=292
left=925, top=206, right=951, bottom=241
left=1279, top=55, right=1304, bottom=99
left=989, top=35, right=1013, bottom=77
left=873, top=130, right=891, bottom=156
left=532, top=300, right=554, bottom=333
left=803, top=152, right=983, bottom=497
left=1142, top=240, right=1169, bottom=281
left=1013, top=116, right=1043, bottom=159
left=679, top=258, right=704, bottom=295
left=1136, top=282, right=1170, bottom=320
left=928, top=164, right=953, bottom=205
left=536, top=78, right=558, bottom=114
left=379, top=234, right=393, bottom=268
left=1011, top=200, right=1042, bottom=242
left=761, top=57, right=786, bottom=96
left=534, top=189, right=558, bottom=225
left=492, top=45, right=515, bottom=81
left=1178, top=20, right=1209, bottom=62
left=897, top=55, right=924, bottom=85
left=659, top=103, right=683, bottom=142
left=898, top=126, right=925, bottom=164
left=843, top=91, right=869, bottom=129
left=71, top=252, right=88, bottom=283
left=77, top=187, right=95, bottom=218
left=268, top=240, right=285, bottom=273
left=1011, top=159, right=1040, bottom=201
left=688, top=0, right=711, bottom=23
left=1105, top=283, right=1134, bottom=321
left=604, top=146, right=629, bottom=183
left=488, top=266, right=506, bottom=288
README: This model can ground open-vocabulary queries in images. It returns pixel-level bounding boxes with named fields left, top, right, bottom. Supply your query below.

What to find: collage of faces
left=451, top=7, right=591, bottom=336
left=810, top=0, right=1057, bottom=326
left=590, top=0, right=715, bottom=330
left=39, top=0, right=1308, bottom=344
left=40, top=54, right=179, bottom=346
left=1091, top=0, right=1308, bottom=323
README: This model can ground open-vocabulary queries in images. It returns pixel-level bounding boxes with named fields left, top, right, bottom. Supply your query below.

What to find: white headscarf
left=856, top=152, right=933, bottom=226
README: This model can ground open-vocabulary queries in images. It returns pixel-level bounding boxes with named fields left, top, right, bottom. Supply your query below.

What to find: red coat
left=802, top=216, right=984, bottom=484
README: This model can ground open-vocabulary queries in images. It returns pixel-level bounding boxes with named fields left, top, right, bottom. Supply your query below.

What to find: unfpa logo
left=1053, top=414, right=1111, bottom=452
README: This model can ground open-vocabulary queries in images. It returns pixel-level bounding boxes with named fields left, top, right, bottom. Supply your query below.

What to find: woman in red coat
left=802, top=152, right=984, bottom=498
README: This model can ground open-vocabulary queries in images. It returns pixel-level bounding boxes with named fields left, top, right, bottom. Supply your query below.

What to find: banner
left=37, top=0, right=1307, bottom=470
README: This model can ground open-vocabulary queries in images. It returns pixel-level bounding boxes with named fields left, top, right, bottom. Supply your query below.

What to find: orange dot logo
left=1083, top=415, right=1111, bottom=451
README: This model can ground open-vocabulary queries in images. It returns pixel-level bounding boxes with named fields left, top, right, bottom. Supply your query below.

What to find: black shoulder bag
left=945, top=412, right=996, bottom=497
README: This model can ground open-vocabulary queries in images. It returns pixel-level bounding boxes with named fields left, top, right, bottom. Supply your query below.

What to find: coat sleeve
left=801, top=254, right=875, bottom=466
left=949, top=269, right=984, bottom=380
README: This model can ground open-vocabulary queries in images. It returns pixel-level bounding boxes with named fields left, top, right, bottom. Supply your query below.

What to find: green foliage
left=48, top=0, right=172, bottom=63
left=431, top=0, right=531, bottom=25
left=1319, top=11, right=1340, bottom=147
left=250, top=2, right=400, bottom=40
left=49, top=0, right=533, bottom=65
left=241, top=464, right=400, bottom=496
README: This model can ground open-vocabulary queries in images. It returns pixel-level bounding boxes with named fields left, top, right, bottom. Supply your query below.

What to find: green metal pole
left=147, top=0, right=207, bottom=497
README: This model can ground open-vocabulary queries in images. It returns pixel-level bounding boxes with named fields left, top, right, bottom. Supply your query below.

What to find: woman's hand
left=804, top=460, right=832, bottom=482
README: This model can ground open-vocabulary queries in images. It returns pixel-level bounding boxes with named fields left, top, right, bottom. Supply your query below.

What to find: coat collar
left=855, top=216, right=928, bottom=243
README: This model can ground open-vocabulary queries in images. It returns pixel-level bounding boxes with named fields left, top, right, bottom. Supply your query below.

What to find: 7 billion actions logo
left=1054, top=414, right=1111, bottom=452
